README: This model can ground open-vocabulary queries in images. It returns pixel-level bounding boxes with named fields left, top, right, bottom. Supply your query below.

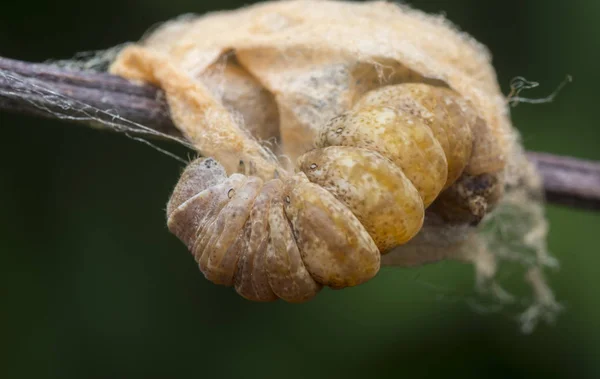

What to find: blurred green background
left=1, top=0, right=599, bottom=378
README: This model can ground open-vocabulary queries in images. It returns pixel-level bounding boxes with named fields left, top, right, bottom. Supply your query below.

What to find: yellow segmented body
left=354, top=84, right=476, bottom=190
left=165, top=82, right=499, bottom=302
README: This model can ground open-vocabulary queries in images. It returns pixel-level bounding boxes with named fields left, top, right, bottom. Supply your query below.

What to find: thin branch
left=527, top=152, right=600, bottom=210
left=0, top=57, right=179, bottom=137
left=1, top=56, right=599, bottom=211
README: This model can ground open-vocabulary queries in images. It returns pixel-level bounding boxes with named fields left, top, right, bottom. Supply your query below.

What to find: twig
left=526, top=152, right=600, bottom=210
left=1, top=56, right=599, bottom=211
left=0, top=57, right=179, bottom=137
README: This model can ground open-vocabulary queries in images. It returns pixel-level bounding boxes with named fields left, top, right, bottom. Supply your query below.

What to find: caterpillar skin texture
left=166, top=83, right=502, bottom=302
left=167, top=158, right=379, bottom=302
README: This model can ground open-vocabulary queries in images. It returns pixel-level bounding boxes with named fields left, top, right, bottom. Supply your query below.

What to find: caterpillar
left=165, top=83, right=501, bottom=302
left=110, top=0, right=509, bottom=302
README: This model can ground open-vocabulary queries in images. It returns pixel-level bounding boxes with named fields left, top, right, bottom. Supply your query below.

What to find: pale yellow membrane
left=111, top=0, right=511, bottom=167
left=110, top=46, right=282, bottom=180
left=198, top=57, right=280, bottom=144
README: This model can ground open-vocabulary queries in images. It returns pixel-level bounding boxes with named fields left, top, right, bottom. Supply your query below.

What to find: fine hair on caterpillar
left=165, top=82, right=501, bottom=302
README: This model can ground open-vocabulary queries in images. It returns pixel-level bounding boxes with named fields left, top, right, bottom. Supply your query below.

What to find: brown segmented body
left=114, top=0, right=510, bottom=301
left=266, top=187, right=322, bottom=302
left=167, top=158, right=380, bottom=302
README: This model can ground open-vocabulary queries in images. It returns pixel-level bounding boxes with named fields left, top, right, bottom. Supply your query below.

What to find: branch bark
left=1, top=56, right=599, bottom=211
left=0, top=57, right=179, bottom=137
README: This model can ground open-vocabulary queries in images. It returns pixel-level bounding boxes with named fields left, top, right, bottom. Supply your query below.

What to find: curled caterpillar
left=165, top=83, right=501, bottom=302
left=167, top=157, right=378, bottom=302
left=111, top=0, right=510, bottom=302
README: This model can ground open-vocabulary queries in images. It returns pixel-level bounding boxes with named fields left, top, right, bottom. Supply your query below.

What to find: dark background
left=1, top=0, right=599, bottom=378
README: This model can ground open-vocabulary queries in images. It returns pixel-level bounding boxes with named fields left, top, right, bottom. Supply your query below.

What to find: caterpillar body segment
left=167, top=158, right=380, bottom=302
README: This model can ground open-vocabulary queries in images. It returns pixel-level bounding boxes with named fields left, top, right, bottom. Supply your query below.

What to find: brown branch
left=526, top=152, right=600, bottom=210
left=0, top=57, right=179, bottom=137
left=1, top=56, right=599, bottom=211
